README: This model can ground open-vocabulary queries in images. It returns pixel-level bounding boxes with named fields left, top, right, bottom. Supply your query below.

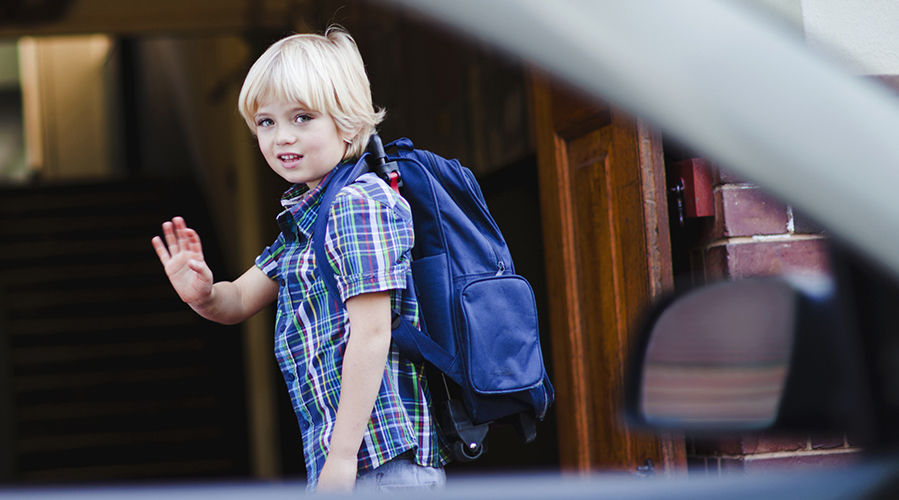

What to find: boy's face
left=253, top=98, right=349, bottom=190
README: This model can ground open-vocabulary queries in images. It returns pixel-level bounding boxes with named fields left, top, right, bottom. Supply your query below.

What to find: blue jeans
left=354, top=455, right=446, bottom=493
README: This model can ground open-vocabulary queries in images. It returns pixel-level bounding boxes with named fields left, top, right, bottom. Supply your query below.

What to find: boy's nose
left=276, top=128, right=297, bottom=145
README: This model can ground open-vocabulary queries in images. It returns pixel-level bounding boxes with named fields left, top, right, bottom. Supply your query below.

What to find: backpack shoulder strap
left=312, top=156, right=369, bottom=304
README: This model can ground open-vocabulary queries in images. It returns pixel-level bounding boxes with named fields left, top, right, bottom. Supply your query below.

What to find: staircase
left=0, top=179, right=250, bottom=483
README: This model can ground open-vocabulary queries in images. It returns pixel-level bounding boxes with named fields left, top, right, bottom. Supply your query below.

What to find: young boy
left=151, top=27, right=447, bottom=493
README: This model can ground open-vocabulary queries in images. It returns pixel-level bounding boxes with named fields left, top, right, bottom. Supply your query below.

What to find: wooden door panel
left=570, top=129, right=616, bottom=465
left=532, top=76, right=683, bottom=473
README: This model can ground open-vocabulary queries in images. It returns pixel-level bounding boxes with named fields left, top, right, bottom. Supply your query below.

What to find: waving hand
left=151, top=216, right=214, bottom=306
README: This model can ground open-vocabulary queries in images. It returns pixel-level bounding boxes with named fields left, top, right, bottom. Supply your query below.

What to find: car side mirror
left=624, top=274, right=876, bottom=439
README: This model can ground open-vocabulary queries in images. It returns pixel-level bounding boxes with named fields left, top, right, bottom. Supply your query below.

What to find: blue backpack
left=312, top=136, right=554, bottom=461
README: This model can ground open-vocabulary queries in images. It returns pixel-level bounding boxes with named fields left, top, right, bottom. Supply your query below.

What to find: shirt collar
left=275, top=162, right=348, bottom=239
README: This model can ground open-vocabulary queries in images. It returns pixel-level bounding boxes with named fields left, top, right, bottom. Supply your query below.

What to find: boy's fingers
left=151, top=236, right=170, bottom=264
left=173, top=217, right=200, bottom=255
left=162, top=221, right=179, bottom=253
left=182, top=228, right=204, bottom=256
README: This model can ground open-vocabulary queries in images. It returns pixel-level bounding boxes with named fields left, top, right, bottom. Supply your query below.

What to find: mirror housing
left=625, top=272, right=877, bottom=442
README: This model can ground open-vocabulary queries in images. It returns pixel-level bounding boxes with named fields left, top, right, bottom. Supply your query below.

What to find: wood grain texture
left=531, top=75, right=684, bottom=473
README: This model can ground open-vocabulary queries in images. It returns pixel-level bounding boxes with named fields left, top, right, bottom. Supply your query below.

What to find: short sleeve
left=324, top=189, right=413, bottom=303
left=255, top=233, right=286, bottom=281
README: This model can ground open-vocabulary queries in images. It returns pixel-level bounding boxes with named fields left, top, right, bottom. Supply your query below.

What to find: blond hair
left=238, top=27, right=385, bottom=159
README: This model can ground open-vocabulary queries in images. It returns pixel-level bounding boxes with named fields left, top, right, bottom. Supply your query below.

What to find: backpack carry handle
left=367, top=133, right=403, bottom=192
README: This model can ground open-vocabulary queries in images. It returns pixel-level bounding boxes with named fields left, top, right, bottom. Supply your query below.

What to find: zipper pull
left=495, top=261, right=506, bottom=276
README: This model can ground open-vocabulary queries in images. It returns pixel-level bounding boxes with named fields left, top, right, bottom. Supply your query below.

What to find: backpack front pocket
left=459, top=275, right=543, bottom=395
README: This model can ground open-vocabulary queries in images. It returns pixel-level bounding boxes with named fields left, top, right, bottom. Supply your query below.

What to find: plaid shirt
left=255, top=169, right=446, bottom=488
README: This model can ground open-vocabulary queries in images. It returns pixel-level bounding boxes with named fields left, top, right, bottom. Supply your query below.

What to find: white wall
left=800, top=0, right=899, bottom=74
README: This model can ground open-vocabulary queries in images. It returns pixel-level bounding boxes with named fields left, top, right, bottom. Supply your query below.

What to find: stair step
left=17, top=395, right=219, bottom=422
left=12, top=338, right=203, bottom=368
left=8, top=310, right=199, bottom=336
left=6, top=284, right=174, bottom=310
left=19, top=458, right=236, bottom=482
left=0, top=260, right=162, bottom=286
left=8, top=295, right=186, bottom=321
left=0, top=237, right=152, bottom=265
left=13, top=365, right=211, bottom=393
left=0, top=179, right=172, bottom=215
left=13, top=368, right=223, bottom=406
left=0, top=213, right=167, bottom=241
left=17, top=427, right=226, bottom=454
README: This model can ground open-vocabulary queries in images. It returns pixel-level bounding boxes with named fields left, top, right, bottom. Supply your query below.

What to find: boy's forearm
left=189, top=266, right=278, bottom=325
left=327, top=292, right=393, bottom=462
left=188, top=281, right=244, bottom=324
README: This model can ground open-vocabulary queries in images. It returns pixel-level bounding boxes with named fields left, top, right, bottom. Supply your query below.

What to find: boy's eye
left=256, top=117, right=274, bottom=127
left=295, top=113, right=313, bottom=123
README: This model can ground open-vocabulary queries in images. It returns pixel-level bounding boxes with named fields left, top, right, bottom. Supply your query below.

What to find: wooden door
left=531, top=77, right=685, bottom=474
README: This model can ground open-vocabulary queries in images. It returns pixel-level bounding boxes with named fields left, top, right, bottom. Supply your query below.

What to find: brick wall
left=676, top=160, right=862, bottom=475
left=689, top=432, right=861, bottom=476
left=691, top=165, right=830, bottom=281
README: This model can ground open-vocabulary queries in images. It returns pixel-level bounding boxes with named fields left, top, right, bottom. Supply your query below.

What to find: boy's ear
left=341, top=128, right=359, bottom=146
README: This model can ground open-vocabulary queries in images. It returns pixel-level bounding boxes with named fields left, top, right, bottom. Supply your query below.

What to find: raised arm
left=151, top=216, right=278, bottom=324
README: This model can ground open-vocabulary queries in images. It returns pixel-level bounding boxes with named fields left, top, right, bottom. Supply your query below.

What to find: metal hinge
left=670, top=179, right=686, bottom=227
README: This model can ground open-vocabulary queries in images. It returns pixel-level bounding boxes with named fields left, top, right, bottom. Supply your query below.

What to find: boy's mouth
left=278, top=153, right=302, bottom=162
